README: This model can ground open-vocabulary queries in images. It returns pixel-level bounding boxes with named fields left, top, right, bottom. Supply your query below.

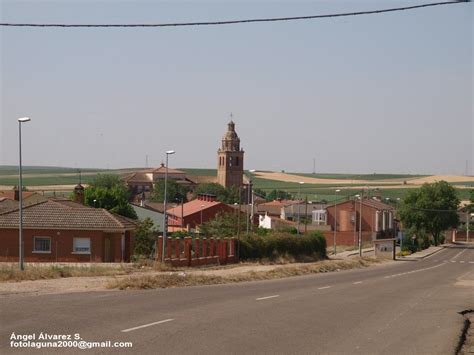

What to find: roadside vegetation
left=0, top=264, right=132, bottom=282
left=107, top=258, right=382, bottom=290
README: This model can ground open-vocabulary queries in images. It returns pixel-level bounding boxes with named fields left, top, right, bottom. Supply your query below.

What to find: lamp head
left=166, top=150, right=175, bottom=155
left=18, top=117, right=31, bottom=123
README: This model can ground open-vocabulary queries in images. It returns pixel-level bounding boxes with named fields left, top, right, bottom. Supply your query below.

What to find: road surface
left=1, top=244, right=473, bottom=354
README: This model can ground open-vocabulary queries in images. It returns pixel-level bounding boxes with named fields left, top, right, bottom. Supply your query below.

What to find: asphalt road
left=1, top=245, right=473, bottom=355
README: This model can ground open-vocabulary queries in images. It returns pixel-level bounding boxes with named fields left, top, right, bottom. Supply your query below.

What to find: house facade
left=0, top=200, right=136, bottom=263
left=167, top=194, right=235, bottom=232
left=326, top=198, right=396, bottom=239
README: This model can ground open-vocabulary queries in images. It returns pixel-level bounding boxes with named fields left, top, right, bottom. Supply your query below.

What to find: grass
left=0, top=264, right=132, bottom=282
left=179, top=168, right=217, bottom=176
left=107, top=258, right=383, bottom=290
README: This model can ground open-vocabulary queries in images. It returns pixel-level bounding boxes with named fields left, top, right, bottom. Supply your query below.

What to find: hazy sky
left=0, top=0, right=472, bottom=175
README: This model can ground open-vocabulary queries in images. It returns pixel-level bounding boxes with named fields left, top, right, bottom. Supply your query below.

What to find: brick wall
left=321, top=231, right=373, bottom=247
left=0, top=229, right=130, bottom=263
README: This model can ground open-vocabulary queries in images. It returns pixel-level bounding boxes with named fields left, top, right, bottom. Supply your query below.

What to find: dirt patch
left=0, top=259, right=387, bottom=296
left=254, top=172, right=474, bottom=190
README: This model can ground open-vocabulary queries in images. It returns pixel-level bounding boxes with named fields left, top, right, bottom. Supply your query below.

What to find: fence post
left=166, top=237, right=172, bottom=260
left=157, top=237, right=163, bottom=261
left=184, top=237, right=192, bottom=267
left=195, top=238, right=200, bottom=259
left=202, top=238, right=207, bottom=258
left=223, top=238, right=228, bottom=264
left=209, top=238, right=215, bottom=257
left=174, top=238, right=180, bottom=259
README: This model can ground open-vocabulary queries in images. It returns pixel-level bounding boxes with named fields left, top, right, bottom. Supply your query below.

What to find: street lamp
left=297, top=182, right=304, bottom=236
left=247, top=170, right=256, bottom=235
left=333, top=189, right=341, bottom=255
left=18, top=117, right=31, bottom=271
left=161, top=150, right=175, bottom=263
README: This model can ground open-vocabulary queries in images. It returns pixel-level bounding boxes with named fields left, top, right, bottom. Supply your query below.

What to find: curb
left=398, top=246, right=445, bottom=260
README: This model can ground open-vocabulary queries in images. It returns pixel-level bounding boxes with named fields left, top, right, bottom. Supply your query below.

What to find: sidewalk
left=329, top=247, right=375, bottom=259
left=397, top=245, right=444, bottom=260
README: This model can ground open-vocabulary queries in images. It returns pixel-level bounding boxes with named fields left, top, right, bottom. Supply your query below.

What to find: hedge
left=239, top=232, right=327, bottom=261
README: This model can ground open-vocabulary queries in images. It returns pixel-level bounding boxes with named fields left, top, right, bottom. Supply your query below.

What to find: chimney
left=73, top=184, right=85, bottom=204
left=14, top=188, right=20, bottom=201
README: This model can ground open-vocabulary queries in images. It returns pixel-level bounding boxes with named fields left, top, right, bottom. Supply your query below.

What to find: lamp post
left=297, top=182, right=304, bottom=236
left=161, top=150, right=175, bottom=263
left=333, top=189, right=341, bottom=255
left=248, top=170, right=256, bottom=234
left=354, top=194, right=360, bottom=248
left=359, top=191, right=365, bottom=256
left=18, top=117, right=31, bottom=271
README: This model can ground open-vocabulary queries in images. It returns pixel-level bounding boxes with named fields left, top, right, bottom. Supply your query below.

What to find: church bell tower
left=217, top=120, right=244, bottom=188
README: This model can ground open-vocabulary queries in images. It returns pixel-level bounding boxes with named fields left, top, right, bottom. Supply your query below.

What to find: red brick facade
left=0, top=228, right=134, bottom=263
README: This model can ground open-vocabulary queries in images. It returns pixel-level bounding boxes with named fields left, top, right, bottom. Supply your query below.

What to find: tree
left=200, top=211, right=246, bottom=238
left=398, top=181, right=460, bottom=246
left=150, top=179, right=189, bottom=203
left=84, top=174, right=137, bottom=219
left=267, top=189, right=293, bottom=201
left=133, top=218, right=157, bottom=258
left=194, top=183, right=240, bottom=204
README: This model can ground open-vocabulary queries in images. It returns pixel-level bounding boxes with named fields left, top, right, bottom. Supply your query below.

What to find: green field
left=291, top=173, right=427, bottom=181
left=179, top=168, right=217, bottom=176
left=0, top=166, right=471, bottom=201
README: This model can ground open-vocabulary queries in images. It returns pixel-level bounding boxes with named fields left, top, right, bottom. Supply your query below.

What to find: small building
left=167, top=194, right=235, bottom=232
left=123, top=164, right=196, bottom=197
left=0, top=200, right=137, bottom=263
left=131, top=204, right=164, bottom=232
left=326, top=198, right=395, bottom=238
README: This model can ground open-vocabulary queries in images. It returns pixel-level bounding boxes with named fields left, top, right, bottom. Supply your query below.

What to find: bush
left=239, top=231, right=326, bottom=261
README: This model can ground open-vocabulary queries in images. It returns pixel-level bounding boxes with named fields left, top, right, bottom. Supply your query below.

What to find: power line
left=0, top=1, right=469, bottom=28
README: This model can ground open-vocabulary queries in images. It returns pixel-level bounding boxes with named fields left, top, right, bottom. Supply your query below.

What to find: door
left=104, top=237, right=112, bottom=262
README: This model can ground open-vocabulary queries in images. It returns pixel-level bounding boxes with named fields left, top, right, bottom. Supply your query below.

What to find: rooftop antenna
left=77, top=169, right=82, bottom=184
left=146, top=154, right=149, bottom=168
left=313, top=157, right=316, bottom=175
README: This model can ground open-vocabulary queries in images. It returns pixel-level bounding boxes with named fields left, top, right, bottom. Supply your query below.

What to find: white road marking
left=384, top=262, right=445, bottom=279
left=469, top=262, right=474, bottom=264
left=353, top=281, right=363, bottom=285
left=121, top=319, right=174, bottom=333
left=256, top=295, right=280, bottom=301
left=453, top=249, right=467, bottom=260
left=318, top=286, right=331, bottom=290
left=460, top=261, right=465, bottom=264
left=451, top=261, right=457, bottom=263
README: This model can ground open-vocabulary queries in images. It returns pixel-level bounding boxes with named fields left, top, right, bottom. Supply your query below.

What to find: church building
left=217, top=120, right=245, bottom=189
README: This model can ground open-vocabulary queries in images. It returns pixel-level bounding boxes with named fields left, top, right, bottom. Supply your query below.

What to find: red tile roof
left=0, top=200, right=137, bottom=231
left=167, top=199, right=223, bottom=218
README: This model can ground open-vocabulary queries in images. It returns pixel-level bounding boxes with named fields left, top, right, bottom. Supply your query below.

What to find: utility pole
left=359, top=191, right=363, bottom=257
left=304, top=195, right=308, bottom=234
left=467, top=211, right=470, bottom=243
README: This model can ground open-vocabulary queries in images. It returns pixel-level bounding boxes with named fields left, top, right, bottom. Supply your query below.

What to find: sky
left=0, top=0, right=472, bottom=175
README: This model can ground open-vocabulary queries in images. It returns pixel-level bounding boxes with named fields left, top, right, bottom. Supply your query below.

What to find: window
left=73, top=238, right=91, bottom=254
left=33, top=237, right=51, bottom=253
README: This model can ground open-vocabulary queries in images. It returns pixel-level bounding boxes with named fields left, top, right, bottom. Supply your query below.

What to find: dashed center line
left=384, top=262, right=445, bottom=279
left=256, top=295, right=280, bottom=301
left=353, top=281, right=363, bottom=285
left=121, top=319, right=174, bottom=333
left=318, top=286, right=331, bottom=290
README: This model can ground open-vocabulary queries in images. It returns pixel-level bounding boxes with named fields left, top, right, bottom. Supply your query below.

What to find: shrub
left=239, top=231, right=326, bottom=261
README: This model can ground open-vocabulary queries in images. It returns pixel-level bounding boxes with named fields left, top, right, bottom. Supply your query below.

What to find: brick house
left=0, top=199, right=137, bottom=263
left=167, top=194, right=235, bottom=232
left=326, top=198, right=396, bottom=238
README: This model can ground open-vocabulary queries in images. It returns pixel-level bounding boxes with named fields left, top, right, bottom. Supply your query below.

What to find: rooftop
left=0, top=200, right=137, bottom=231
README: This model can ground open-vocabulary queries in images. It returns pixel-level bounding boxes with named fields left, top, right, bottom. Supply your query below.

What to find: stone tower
left=217, top=120, right=244, bottom=188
